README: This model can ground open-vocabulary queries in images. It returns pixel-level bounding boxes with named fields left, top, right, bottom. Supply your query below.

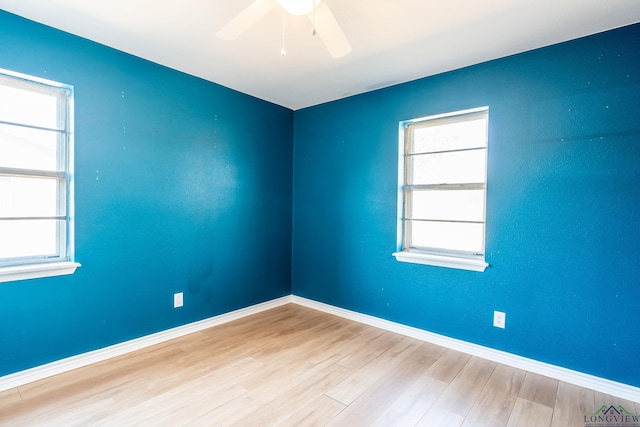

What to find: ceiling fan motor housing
left=277, top=0, right=322, bottom=16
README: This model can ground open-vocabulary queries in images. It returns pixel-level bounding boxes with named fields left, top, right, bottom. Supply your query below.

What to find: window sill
left=392, top=251, right=488, bottom=272
left=0, top=262, right=81, bottom=284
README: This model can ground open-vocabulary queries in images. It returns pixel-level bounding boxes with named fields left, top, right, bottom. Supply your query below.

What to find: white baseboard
left=292, top=296, right=640, bottom=404
left=2, top=294, right=639, bottom=404
left=0, top=296, right=293, bottom=393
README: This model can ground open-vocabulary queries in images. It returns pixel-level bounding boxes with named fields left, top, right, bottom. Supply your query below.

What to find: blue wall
left=0, top=11, right=293, bottom=376
left=292, top=24, right=640, bottom=387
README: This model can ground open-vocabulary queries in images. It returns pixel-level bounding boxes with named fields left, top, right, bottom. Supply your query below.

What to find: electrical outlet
left=174, top=292, right=183, bottom=308
left=493, top=311, right=506, bottom=329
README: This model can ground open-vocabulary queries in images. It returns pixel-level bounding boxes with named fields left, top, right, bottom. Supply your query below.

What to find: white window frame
left=393, top=107, right=489, bottom=272
left=0, top=69, right=80, bottom=283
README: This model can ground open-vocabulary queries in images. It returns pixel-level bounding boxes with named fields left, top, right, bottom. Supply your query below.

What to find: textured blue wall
left=0, top=11, right=293, bottom=376
left=292, top=24, right=640, bottom=387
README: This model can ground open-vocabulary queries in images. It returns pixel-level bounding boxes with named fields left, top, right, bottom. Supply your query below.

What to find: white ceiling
left=1, top=0, right=639, bottom=110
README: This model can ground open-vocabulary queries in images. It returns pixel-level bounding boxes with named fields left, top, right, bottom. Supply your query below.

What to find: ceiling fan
left=216, top=0, right=352, bottom=58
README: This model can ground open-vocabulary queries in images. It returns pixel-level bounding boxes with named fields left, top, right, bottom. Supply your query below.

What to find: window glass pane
left=410, top=189, right=484, bottom=222
left=410, top=116, right=487, bottom=154
left=0, top=219, right=62, bottom=259
left=0, top=123, right=60, bottom=171
left=0, top=79, right=62, bottom=130
left=0, top=176, right=60, bottom=218
left=0, top=70, right=72, bottom=270
left=409, top=149, right=486, bottom=185
left=410, top=220, right=484, bottom=253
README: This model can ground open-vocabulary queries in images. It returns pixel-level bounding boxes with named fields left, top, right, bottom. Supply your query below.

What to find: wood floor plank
left=1, top=390, right=116, bottom=427
left=462, top=364, right=526, bottom=427
left=96, top=357, right=264, bottom=426
left=550, top=381, right=595, bottom=427
left=42, top=398, right=117, bottom=427
left=335, top=329, right=401, bottom=370
left=417, top=341, right=449, bottom=360
left=370, top=375, right=448, bottom=427
left=425, top=348, right=471, bottom=383
left=324, top=335, right=423, bottom=405
left=188, top=330, right=359, bottom=424
left=170, top=305, right=334, bottom=373
left=506, top=397, right=553, bottom=427
left=324, top=343, right=435, bottom=426
left=417, top=405, right=466, bottom=427
left=4, top=357, right=260, bottom=426
left=433, top=355, right=497, bottom=417
left=276, top=395, right=346, bottom=427
left=17, top=343, right=186, bottom=402
left=232, top=363, right=352, bottom=426
left=104, top=380, right=247, bottom=426
left=0, top=388, right=22, bottom=411
left=519, top=371, right=559, bottom=408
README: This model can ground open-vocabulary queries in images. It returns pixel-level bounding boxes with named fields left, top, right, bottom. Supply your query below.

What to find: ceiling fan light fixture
left=277, top=0, right=322, bottom=16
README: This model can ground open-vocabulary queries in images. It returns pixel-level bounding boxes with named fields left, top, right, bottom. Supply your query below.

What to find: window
left=0, top=69, right=80, bottom=283
left=393, top=107, right=489, bottom=272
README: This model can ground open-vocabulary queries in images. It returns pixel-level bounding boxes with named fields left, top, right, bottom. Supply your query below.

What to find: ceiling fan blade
left=310, top=2, right=352, bottom=58
left=216, top=0, right=278, bottom=41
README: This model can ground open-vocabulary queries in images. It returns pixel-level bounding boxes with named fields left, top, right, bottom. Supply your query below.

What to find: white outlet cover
left=493, top=311, right=506, bottom=328
left=174, top=292, right=183, bottom=308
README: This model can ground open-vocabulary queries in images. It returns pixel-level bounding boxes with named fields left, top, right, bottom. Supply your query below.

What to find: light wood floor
left=0, top=304, right=637, bottom=426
